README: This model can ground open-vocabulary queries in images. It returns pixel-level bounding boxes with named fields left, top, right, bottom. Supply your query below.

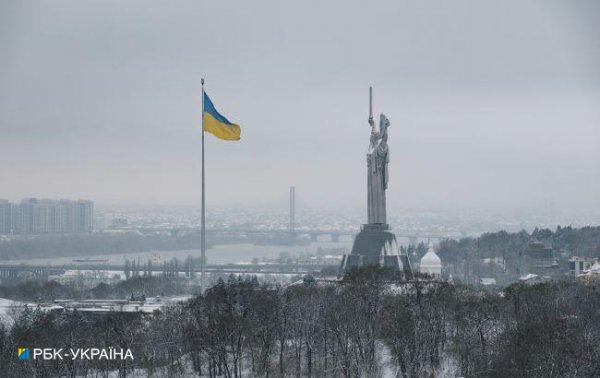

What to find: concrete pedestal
left=339, top=224, right=412, bottom=275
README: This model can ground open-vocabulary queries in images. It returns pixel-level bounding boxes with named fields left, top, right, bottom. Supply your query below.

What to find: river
left=1, top=241, right=354, bottom=266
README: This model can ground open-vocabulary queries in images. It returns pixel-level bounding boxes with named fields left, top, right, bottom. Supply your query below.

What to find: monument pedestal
left=340, top=224, right=412, bottom=275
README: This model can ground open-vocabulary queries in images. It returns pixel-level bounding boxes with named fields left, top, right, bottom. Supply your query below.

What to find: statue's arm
left=368, top=117, right=376, bottom=132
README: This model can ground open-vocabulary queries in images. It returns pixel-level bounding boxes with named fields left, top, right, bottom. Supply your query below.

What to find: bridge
left=135, top=227, right=452, bottom=244
left=136, top=227, right=355, bottom=242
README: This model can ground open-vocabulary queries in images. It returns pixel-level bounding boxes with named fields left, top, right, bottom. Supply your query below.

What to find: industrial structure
left=289, top=186, right=295, bottom=233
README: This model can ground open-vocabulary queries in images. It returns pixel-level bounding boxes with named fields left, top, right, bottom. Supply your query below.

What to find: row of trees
left=0, top=276, right=199, bottom=303
left=123, top=256, right=196, bottom=279
left=429, top=226, right=600, bottom=285
left=3, top=269, right=600, bottom=377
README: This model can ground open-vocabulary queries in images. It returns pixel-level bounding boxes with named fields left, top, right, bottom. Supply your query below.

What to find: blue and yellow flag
left=203, top=92, right=241, bottom=141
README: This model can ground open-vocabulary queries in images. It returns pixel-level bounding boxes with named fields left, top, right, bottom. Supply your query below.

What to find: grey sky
left=1, top=0, right=599, bottom=213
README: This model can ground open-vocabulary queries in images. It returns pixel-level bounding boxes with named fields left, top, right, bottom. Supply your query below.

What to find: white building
left=420, top=244, right=442, bottom=277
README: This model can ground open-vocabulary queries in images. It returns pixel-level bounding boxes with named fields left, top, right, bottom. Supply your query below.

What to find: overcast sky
left=1, top=0, right=599, bottom=213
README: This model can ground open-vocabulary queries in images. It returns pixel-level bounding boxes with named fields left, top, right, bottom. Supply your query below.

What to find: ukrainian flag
left=203, top=92, right=241, bottom=141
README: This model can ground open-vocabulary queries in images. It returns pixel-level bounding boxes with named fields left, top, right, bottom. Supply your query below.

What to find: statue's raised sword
left=369, top=86, right=373, bottom=124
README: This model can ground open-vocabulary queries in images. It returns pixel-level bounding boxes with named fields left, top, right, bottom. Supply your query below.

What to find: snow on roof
left=480, top=278, right=497, bottom=285
left=519, top=273, right=539, bottom=281
left=590, top=263, right=600, bottom=272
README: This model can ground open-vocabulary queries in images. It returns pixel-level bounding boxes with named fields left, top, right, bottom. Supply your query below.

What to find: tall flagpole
left=201, top=78, right=206, bottom=292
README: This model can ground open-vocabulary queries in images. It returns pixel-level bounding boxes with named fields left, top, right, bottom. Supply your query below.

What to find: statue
left=367, top=90, right=390, bottom=224
left=339, top=87, right=411, bottom=276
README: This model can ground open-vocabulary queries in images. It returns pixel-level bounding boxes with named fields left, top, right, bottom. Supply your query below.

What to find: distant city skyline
left=2, top=193, right=600, bottom=226
left=93, top=202, right=600, bottom=238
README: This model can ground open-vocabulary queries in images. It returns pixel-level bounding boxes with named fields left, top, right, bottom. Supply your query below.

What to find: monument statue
left=339, top=87, right=412, bottom=276
left=367, top=113, right=390, bottom=224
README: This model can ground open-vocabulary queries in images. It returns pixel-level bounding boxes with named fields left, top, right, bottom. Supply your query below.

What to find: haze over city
left=1, top=0, right=599, bottom=214
left=3, top=2, right=600, bottom=377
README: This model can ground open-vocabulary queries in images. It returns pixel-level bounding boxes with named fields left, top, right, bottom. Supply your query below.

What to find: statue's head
left=380, top=113, right=390, bottom=141
left=380, top=113, right=390, bottom=127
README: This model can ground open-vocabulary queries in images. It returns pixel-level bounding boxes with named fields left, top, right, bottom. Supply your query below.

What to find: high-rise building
left=0, top=198, right=94, bottom=235
left=0, top=200, right=12, bottom=234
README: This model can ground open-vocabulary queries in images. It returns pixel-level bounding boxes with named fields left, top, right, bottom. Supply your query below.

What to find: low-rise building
left=576, top=262, right=600, bottom=283
left=524, top=239, right=559, bottom=276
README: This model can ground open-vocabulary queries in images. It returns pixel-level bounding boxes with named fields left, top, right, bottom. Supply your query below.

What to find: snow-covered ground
left=0, top=297, right=27, bottom=326
left=0, top=295, right=194, bottom=323
left=1, top=298, right=64, bottom=316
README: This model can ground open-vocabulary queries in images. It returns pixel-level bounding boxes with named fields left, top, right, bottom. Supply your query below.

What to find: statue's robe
left=367, top=129, right=389, bottom=224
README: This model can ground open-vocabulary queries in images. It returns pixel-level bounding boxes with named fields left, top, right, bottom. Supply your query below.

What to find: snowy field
left=0, top=297, right=26, bottom=326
